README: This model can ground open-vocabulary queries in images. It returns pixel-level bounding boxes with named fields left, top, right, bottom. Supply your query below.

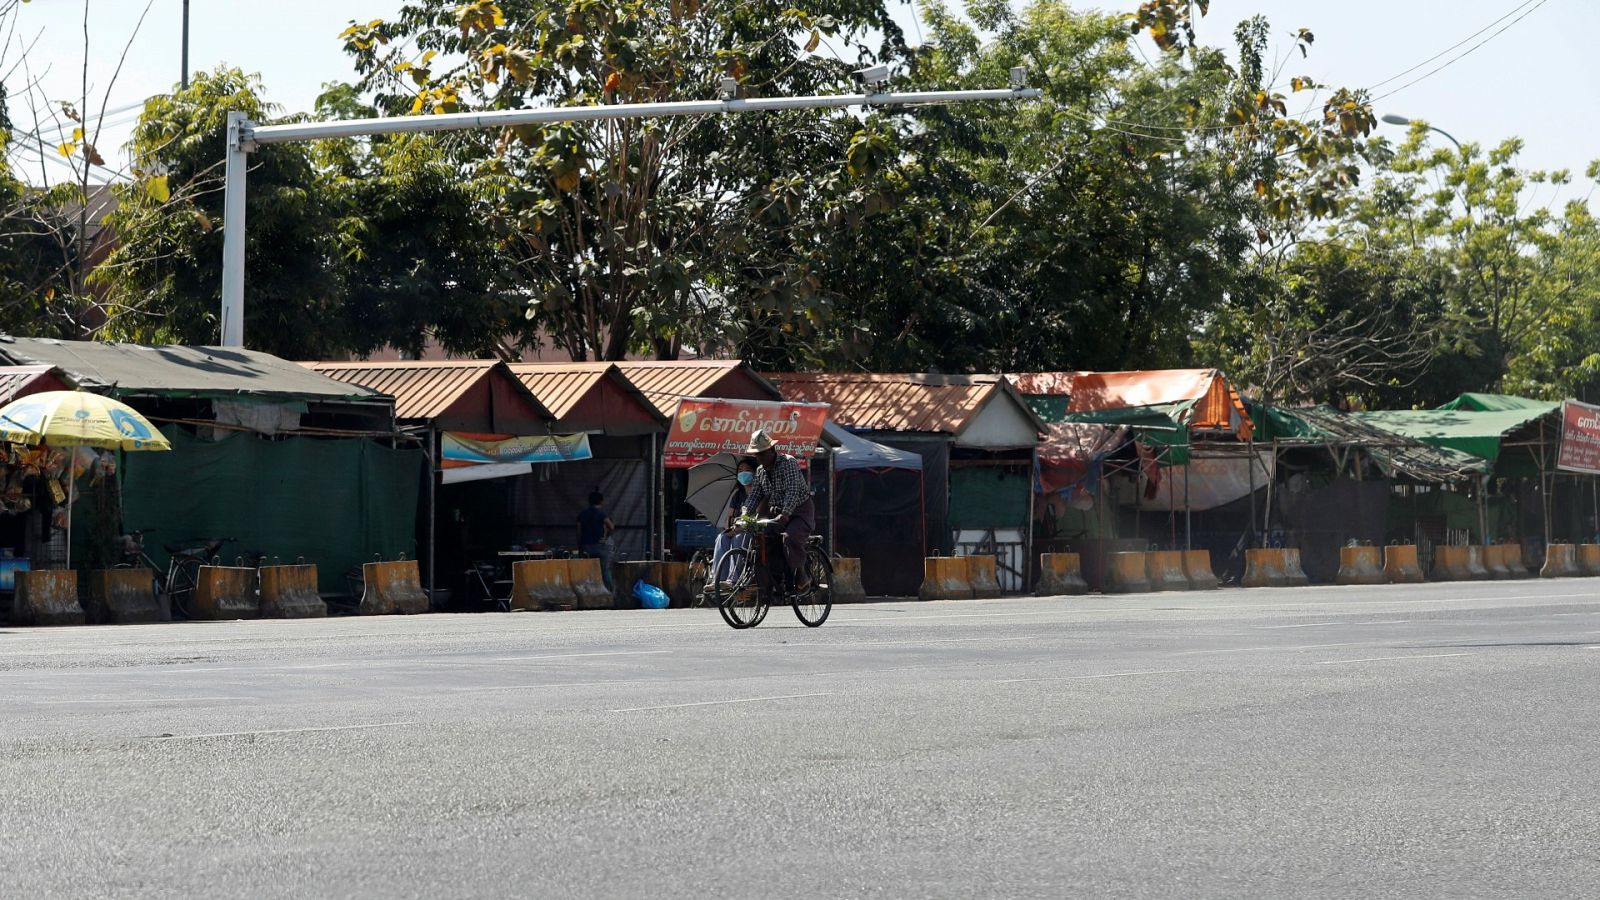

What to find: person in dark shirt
left=711, top=457, right=757, bottom=587
left=741, top=429, right=815, bottom=591
left=577, top=491, right=615, bottom=591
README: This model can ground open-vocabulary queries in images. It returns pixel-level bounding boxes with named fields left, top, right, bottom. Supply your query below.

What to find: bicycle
left=719, top=516, right=832, bottom=629
left=161, top=536, right=237, bottom=619
left=114, top=528, right=167, bottom=601
left=690, top=539, right=753, bottom=628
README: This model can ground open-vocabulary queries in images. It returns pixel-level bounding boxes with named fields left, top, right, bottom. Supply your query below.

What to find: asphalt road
left=5, top=578, right=1600, bottom=899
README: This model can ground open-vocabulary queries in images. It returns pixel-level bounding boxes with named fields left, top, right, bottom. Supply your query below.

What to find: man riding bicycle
left=737, top=429, right=816, bottom=594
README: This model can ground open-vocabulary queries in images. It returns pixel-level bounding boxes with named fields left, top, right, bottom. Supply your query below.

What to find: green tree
left=342, top=0, right=904, bottom=361
left=95, top=68, right=346, bottom=358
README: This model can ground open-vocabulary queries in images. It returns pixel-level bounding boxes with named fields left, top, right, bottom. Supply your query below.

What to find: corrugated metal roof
left=0, top=337, right=385, bottom=402
left=306, top=360, right=552, bottom=422
left=611, top=361, right=782, bottom=417
left=506, top=363, right=614, bottom=419
left=770, top=373, right=1044, bottom=436
left=0, top=365, right=71, bottom=402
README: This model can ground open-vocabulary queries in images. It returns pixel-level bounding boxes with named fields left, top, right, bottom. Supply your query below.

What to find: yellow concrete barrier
left=1105, top=552, right=1152, bottom=594
left=86, top=568, right=163, bottom=624
left=569, top=558, right=615, bottom=609
left=1035, top=553, right=1089, bottom=596
left=1430, top=546, right=1474, bottom=582
left=259, top=564, right=326, bottom=618
left=1541, top=544, right=1581, bottom=579
left=1182, top=550, right=1219, bottom=590
left=191, top=565, right=260, bottom=620
left=1383, top=545, right=1425, bottom=584
left=919, top=557, right=975, bottom=601
left=1579, top=544, right=1600, bottom=578
left=359, top=560, right=429, bottom=615
left=511, top=559, right=574, bottom=611
left=615, top=561, right=660, bottom=608
left=1335, top=546, right=1385, bottom=586
left=966, top=555, right=1002, bottom=599
left=1502, top=543, right=1532, bottom=578
left=1243, top=548, right=1310, bottom=588
left=1145, top=550, right=1190, bottom=592
left=10, top=569, right=82, bottom=626
left=1480, top=545, right=1513, bottom=580
left=831, top=558, right=868, bottom=603
left=1465, top=546, right=1492, bottom=580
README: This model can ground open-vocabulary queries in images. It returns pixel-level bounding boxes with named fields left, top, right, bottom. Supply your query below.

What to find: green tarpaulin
left=121, top=427, right=424, bottom=594
left=1353, top=407, right=1555, bottom=476
left=1436, top=393, right=1560, bottom=413
left=948, top=467, right=1030, bottom=531
left=1253, top=404, right=1487, bottom=482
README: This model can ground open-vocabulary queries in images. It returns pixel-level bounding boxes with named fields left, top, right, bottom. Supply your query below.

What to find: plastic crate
left=674, top=519, right=719, bottom=549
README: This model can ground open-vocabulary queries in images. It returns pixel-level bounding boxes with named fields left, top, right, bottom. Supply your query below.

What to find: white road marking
left=784, top=636, right=1041, bottom=648
left=611, top=692, right=833, bottom=713
left=1251, top=622, right=1340, bottom=629
left=996, top=669, right=1192, bottom=684
left=34, top=696, right=252, bottom=705
left=157, top=721, right=417, bottom=740
left=1173, top=641, right=1372, bottom=656
left=1317, top=653, right=1471, bottom=665
left=495, top=650, right=673, bottom=662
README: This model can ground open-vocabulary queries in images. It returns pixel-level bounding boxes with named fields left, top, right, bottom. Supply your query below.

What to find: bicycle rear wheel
left=793, top=549, right=833, bottom=627
left=166, top=557, right=201, bottom=620
left=719, top=550, right=767, bottom=629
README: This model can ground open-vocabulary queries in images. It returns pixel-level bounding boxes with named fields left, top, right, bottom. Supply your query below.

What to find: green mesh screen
left=120, top=427, right=423, bottom=594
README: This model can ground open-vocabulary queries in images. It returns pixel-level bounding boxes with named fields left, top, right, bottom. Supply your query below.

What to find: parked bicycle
left=717, top=516, right=832, bottom=629
left=161, top=536, right=237, bottom=619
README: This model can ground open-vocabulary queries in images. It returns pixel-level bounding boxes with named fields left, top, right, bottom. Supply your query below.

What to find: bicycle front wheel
left=166, top=558, right=202, bottom=620
left=793, top=549, right=833, bottom=627
left=719, top=550, right=767, bottom=629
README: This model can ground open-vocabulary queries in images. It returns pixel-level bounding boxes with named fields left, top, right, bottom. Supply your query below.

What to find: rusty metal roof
left=769, top=372, right=1045, bottom=436
left=506, top=362, right=664, bottom=424
left=305, top=360, right=551, bottom=422
left=609, top=361, right=782, bottom=418
left=0, top=365, right=72, bottom=402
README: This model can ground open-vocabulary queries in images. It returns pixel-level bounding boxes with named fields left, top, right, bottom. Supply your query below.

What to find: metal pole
left=1247, top=440, right=1257, bottom=542
left=1477, top=474, right=1489, bottom=544
left=219, top=86, right=1041, bottom=347
left=427, top=426, right=436, bottom=606
left=180, top=0, right=190, bottom=90
left=1184, top=457, right=1191, bottom=551
left=220, top=111, right=250, bottom=347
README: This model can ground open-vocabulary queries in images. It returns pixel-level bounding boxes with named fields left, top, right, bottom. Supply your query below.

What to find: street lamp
left=1380, top=113, right=1462, bottom=152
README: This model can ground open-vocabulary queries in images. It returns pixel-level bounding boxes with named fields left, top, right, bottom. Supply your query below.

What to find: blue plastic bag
left=633, top=579, right=670, bottom=610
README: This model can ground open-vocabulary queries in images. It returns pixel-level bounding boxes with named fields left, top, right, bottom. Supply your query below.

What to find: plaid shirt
left=743, top=453, right=810, bottom=518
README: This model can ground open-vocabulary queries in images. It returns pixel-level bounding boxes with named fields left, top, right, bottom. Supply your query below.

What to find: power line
left=1364, top=0, right=1540, bottom=93
left=1371, top=0, right=1552, bottom=103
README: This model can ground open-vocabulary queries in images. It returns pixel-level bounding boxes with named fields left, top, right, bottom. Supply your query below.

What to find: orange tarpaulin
left=1012, top=369, right=1252, bottom=440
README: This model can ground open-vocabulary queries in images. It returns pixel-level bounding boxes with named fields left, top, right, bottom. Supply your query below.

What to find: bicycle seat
left=807, top=535, right=824, bottom=547
left=162, top=543, right=185, bottom=554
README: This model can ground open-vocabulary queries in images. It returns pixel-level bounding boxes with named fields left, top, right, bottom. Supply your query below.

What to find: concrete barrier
left=1335, top=546, right=1385, bottom=586
left=86, top=568, right=163, bottom=624
left=1541, top=544, right=1581, bottom=579
left=360, top=560, right=429, bottom=615
left=666, top=561, right=700, bottom=607
left=1182, top=550, right=1219, bottom=590
left=966, top=556, right=1002, bottom=599
left=1105, top=552, right=1152, bottom=594
left=258, top=564, right=326, bottom=618
left=1464, top=546, right=1492, bottom=580
left=1383, top=545, right=1425, bottom=584
left=1243, top=548, right=1309, bottom=588
left=1479, top=545, right=1511, bottom=580
left=1579, top=544, right=1600, bottom=578
left=191, top=565, right=260, bottom=620
left=1145, top=550, right=1190, bottom=592
left=568, top=558, right=615, bottom=609
left=1430, top=546, right=1475, bottom=582
left=1035, top=553, right=1089, bottom=596
left=919, top=557, right=975, bottom=601
left=1503, top=543, right=1532, bottom=578
left=831, top=558, right=868, bottom=603
left=614, top=561, right=661, bottom=608
left=10, top=569, right=82, bottom=626
left=511, top=559, right=574, bottom=611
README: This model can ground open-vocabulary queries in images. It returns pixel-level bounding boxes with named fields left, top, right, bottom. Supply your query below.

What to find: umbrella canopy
left=0, top=391, right=170, bottom=451
left=685, top=452, right=744, bottom=525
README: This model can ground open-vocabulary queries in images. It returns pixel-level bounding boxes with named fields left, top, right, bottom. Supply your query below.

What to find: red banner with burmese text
left=664, top=398, right=830, bottom=468
left=1557, top=399, right=1600, bottom=476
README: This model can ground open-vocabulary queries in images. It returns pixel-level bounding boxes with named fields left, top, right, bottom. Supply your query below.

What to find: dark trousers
left=781, top=498, right=816, bottom=574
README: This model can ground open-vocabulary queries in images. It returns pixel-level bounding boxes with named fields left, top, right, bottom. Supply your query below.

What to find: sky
left=5, top=0, right=1596, bottom=190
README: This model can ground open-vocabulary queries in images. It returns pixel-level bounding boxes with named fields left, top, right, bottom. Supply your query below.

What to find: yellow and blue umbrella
left=0, top=391, right=169, bottom=568
left=0, top=391, right=170, bottom=451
